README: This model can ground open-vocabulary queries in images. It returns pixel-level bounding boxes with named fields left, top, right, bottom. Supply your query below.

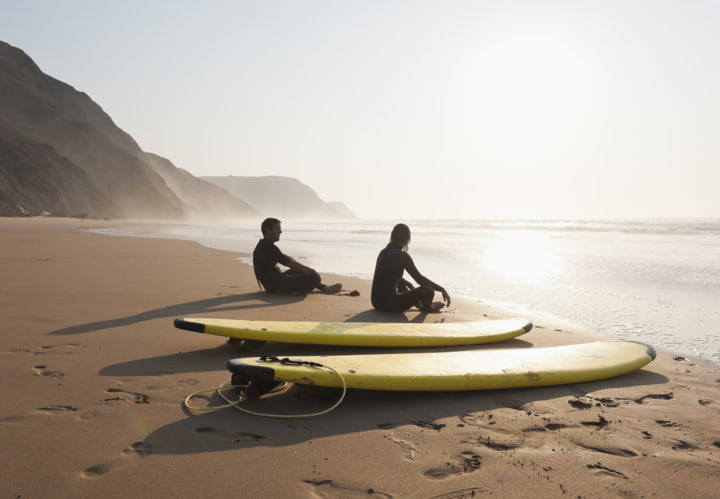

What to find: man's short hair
left=261, top=217, right=281, bottom=236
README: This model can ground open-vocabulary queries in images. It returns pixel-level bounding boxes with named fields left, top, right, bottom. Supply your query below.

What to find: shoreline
left=81, top=218, right=720, bottom=367
left=2, top=217, right=719, bottom=498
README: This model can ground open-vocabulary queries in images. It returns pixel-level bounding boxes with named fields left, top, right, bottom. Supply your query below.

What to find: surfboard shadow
left=140, top=368, right=669, bottom=456
left=99, top=342, right=243, bottom=377
left=48, top=292, right=304, bottom=336
left=99, top=338, right=536, bottom=377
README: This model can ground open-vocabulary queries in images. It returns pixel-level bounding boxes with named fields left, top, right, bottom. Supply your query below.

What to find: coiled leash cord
left=183, top=356, right=347, bottom=418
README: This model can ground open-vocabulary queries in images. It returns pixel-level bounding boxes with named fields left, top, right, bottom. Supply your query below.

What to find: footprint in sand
left=37, top=405, right=78, bottom=413
left=569, top=398, right=594, bottom=410
left=303, top=479, right=392, bottom=498
left=586, top=462, right=628, bottom=480
left=569, top=396, right=621, bottom=409
left=103, top=388, right=150, bottom=404
left=633, top=393, right=673, bottom=404
left=671, top=439, right=700, bottom=450
left=424, top=452, right=482, bottom=480
left=4, top=406, right=79, bottom=422
left=429, top=488, right=487, bottom=499
left=32, top=365, right=64, bottom=378
left=522, top=422, right=571, bottom=433
left=82, top=441, right=153, bottom=478
left=579, top=444, right=638, bottom=457
left=593, top=396, right=621, bottom=407
left=412, top=420, right=446, bottom=431
left=580, top=415, right=610, bottom=428
left=82, top=464, right=111, bottom=478
left=474, top=437, right=521, bottom=452
left=458, top=412, right=497, bottom=428
left=655, top=419, right=683, bottom=428
left=39, top=343, right=82, bottom=354
left=463, top=423, right=528, bottom=449
left=123, top=441, right=153, bottom=456
left=385, top=432, right=421, bottom=460
left=1, top=415, right=27, bottom=424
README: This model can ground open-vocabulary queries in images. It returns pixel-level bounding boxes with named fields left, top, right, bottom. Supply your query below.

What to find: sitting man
left=252, top=217, right=342, bottom=295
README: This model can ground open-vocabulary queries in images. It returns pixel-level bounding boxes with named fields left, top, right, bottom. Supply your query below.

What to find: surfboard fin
left=245, top=378, right=284, bottom=398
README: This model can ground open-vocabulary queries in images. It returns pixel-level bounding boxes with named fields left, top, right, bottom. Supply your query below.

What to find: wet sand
left=1, top=217, right=718, bottom=498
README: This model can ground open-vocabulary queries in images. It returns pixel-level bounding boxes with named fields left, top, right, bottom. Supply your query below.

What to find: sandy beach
left=1, top=217, right=719, bottom=498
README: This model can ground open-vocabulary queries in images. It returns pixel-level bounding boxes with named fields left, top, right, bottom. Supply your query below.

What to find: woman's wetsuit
left=371, top=242, right=446, bottom=313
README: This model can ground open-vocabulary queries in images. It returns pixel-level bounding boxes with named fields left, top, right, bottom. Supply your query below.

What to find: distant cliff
left=146, top=154, right=258, bottom=221
left=0, top=40, right=259, bottom=220
left=0, top=40, right=352, bottom=221
left=0, top=41, right=185, bottom=218
left=201, top=175, right=354, bottom=219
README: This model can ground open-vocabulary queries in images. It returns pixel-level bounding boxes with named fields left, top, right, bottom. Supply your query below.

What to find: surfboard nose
left=643, top=342, right=657, bottom=360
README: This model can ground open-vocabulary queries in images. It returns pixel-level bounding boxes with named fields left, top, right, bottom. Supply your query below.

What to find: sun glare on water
left=480, top=231, right=564, bottom=285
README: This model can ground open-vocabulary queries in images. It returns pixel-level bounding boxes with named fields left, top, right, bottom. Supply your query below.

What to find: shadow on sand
left=48, top=292, right=304, bottom=336
left=99, top=336, right=536, bottom=377
left=85, top=301, right=669, bottom=458
left=139, top=368, right=669, bottom=456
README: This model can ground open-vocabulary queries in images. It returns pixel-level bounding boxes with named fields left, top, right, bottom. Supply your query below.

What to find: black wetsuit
left=371, top=243, right=445, bottom=312
left=252, top=239, right=320, bottom=294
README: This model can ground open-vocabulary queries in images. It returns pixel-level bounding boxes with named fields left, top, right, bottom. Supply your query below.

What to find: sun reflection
left=480, top=231, right=564, bottom=284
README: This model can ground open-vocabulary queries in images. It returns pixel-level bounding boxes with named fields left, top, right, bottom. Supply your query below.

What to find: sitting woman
left=371, top=223, right=451, bottom=313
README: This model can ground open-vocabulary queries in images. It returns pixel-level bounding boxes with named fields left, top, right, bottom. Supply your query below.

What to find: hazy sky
left=1, top=0, right=719, bottom=220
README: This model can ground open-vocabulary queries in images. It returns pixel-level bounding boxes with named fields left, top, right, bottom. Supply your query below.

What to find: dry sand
left=1, top=217, right=718, bottom=498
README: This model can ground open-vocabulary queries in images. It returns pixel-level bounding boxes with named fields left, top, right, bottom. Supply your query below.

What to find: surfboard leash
left=258, top=354, right=325, bottom=367
left=183, top=358, right=347, bottom=418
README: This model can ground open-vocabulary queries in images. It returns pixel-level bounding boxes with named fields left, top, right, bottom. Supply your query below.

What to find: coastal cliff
left=0, top=40, right=349, bottom=220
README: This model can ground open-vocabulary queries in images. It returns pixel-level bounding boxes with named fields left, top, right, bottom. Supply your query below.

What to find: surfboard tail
left=174, top=318, right=205, bottom=333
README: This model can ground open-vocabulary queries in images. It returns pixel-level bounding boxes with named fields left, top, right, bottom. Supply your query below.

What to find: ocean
left=88, top=218, right=720, bottom=365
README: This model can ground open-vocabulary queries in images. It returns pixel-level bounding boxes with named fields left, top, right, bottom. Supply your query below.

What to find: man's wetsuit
left=371, top=243, right=445, bottom=312
left=253, top=238, right=320, bottom=294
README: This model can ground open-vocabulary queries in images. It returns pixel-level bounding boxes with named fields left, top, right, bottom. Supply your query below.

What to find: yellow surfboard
left=174, top=317, right=532, bottom=347
left=226, top=341, right=656, bottom=391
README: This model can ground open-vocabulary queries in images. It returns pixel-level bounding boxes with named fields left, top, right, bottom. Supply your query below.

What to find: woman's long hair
left=389, top=223, right=411, bottom=252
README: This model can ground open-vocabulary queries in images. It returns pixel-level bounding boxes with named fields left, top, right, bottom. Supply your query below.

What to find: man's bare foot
left=322, top=283, right=342, bottom=294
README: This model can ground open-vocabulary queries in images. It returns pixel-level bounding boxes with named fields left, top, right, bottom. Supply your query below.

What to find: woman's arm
left=403, top=254, right=451, bottom=306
